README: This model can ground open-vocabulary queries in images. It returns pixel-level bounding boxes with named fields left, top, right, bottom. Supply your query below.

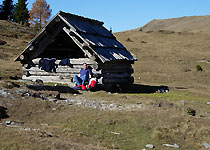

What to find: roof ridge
left=59, top=11, right=104, bottom=26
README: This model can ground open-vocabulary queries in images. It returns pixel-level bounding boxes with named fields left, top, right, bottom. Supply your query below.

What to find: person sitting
left=74, top=63, right=92, bottom=87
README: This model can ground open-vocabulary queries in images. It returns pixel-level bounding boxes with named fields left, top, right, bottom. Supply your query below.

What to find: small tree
left=29, top=0, right=51, bottom=30
left=0, top=0, right=14, bottom=20
left=13, top=0, right=29, bottom=25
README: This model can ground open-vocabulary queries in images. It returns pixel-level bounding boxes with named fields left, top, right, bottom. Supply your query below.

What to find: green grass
left=128, top=91, right=210, bottom=103
left=61, top=109, right=158, bottom=150
left=84, top=90, right=210, bottom=105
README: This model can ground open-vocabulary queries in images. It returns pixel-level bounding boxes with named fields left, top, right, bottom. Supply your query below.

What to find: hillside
left=1, top=20, right=210, bottom=150
left=115, top=28, right=210, bottom=96
left=137, top=15, right=210, bottom=32
left=0, top=20, right=36, bottom=79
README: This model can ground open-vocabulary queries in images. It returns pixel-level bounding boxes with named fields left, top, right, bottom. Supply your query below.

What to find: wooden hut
left=15, top=11, right=137, bottom=86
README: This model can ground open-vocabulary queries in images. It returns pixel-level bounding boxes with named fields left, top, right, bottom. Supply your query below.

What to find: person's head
left=82, top=63, right=87, bottom=70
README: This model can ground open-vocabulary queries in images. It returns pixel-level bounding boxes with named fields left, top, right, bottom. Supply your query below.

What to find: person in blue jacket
left=74, top=63, right=92, bottom=86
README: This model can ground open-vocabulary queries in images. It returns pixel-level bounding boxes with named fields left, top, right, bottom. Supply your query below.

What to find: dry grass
left=115, top=30, right=210, bottom=96
left=0, top=19, right=210, bottom=149
left=136, top=15, right=210, bottom=32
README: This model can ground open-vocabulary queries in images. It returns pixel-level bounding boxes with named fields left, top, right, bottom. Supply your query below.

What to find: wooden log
left=102, top=68, right=134, bottom=74
left=102, top=69, right=130, bottom=74
left=102, top=78, right=130, bottom=84
left=24, top=65, right=101, bottom=74
left=29, top=45, right=34, bottom=51
left=32, top=58, right=97, bottom=65
left=20, top=55, right=24, bottom=60
left=100, top=63, right=132, bottom=70
left=22, top=75, right=73, bottom=83
left=28, top=71, right=75, bottom=77
left=100, top=72, right=130, bottom=79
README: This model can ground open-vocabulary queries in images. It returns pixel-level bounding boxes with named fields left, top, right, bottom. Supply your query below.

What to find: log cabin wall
left=22, top=59, right=134, bottom=85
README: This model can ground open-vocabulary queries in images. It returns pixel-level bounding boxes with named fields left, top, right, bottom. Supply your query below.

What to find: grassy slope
left=115, top=30, right=210, bottom=96
left=136, top=15, right=210, bottom=32
left=0, top=20, right=210, bottom=150
left=0, top=20, right=35, bottom=79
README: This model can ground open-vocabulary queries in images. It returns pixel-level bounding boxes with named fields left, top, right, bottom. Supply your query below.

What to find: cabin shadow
left=104, top=84, right=169, bottom=94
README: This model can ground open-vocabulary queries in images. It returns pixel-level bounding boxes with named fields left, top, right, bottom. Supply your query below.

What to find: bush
left=126, top=38, right=133, bottom=42
left=187, top=108, right=196, bottom=116
left=196, top=65, right=203, bottom=71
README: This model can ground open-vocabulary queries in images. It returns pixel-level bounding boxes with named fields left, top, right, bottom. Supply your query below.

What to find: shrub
left=126, top=38, right=133, bottom=42
left=187, top=108, right=196, bottom=116
left=196, top=65, right=203, bottom=71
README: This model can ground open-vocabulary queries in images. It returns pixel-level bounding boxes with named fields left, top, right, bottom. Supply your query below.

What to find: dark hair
left=83, top=63, right=87, bottom=65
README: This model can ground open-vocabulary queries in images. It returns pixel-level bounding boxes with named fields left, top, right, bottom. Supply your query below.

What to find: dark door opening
left=39, top=30, right=85, bottom=59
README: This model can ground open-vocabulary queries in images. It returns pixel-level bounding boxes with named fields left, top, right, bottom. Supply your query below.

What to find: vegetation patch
left=196, top=65, right=203, bottom=71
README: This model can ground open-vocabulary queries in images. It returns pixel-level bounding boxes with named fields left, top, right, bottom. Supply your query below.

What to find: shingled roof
left=16, top=11, right=136, bottom=63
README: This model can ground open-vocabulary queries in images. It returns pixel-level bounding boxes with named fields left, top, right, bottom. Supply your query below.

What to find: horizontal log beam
left=22, top=75, right=75, bottom=85
left=100, top=72, right=130, bottom=79
left=102, top=78, right=130, bottom=84
left=23, top=67, right=101, bottom=74
left=32, top=58, right=97, bottom=65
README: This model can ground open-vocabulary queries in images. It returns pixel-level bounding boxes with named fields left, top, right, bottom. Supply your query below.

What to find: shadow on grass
left=0, top=106, right=9, bottom=120
left=105, top=84, right=169, bottom=94
left=26, top=85, right=80, bottom=94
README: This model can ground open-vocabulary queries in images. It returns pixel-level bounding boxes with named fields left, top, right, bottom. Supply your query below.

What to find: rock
left=163, top=143, right=179, bottom=148
left=21, top=92, right=31, bottom=97
left=0, top=89, right=10, bottom=97
left=2, top=120, right=24, bottom=126
left=203, top=143, right=210, bottom=149
left=55, top=93, right=60, bottom=99
left=32, top=92, right=42, bottom=98
left=9, top=75, right=21, bottom=80
left=110, top=131, right=120, bottom=135
left=180, top=100, right=186, bottom=105
left=0, top=40, right=7, bottom=45
left=34, top=79, right=44, bottom=84
left=146, top=144, right=155, bottom=149
left=2, top=81, right=20, bottom=89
